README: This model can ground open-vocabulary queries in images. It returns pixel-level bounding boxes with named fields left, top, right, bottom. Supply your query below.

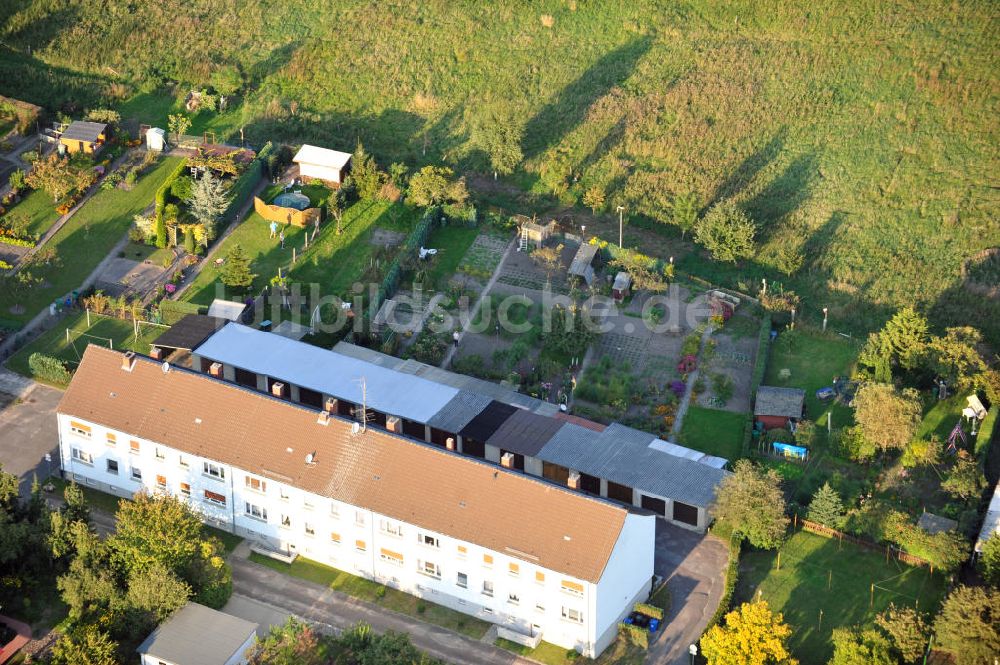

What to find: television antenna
left=353, top=376, right=371, bottom=432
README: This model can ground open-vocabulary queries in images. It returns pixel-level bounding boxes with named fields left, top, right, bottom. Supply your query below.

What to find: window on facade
left=304, top=522, right=315, bottom=536
left=178, top=455, right=189, bottom=468
left=129, top=440, right=140, bottom=454
left=156, top=475, right=167, bottom=489
left=482, top=581, right=494, bottom=597
left=418, top=533, right=439, bottom=547
left=106, top=459, right=119, bottom=474
left=380, top=548, right=404, bottom=566
left=457, top=545, right=467, bottom=558
left=203, top=462, right=225, bottom=479
left=279, top=486, right=290, bottom=500
left=355, top=539, right=366, bottom=552
left=354, top=511, right=365, bottom=526
left=561, top=580, right=584, bottom=597
left=483, top=606, right=494, bottom=615
left=280, top=514, right=291, bottom=528
left=508, top=592, right=520, bottom=605
left=561, top=607, right=583, bottom=624
left=330, top=503, right=339, bottom=518
left=180, top=483, right=191, bottom=497
left=106, top=433, right=116, bottom=446
left=509, top=562, right=520, bottom=576
left=535, top=602, right=545, bottom=613
left=204, top=490, right=226, bottom=506
left=381, top=521, right=402, bottom=537
left=245, top=476, right=267, bottom=493
left=70, top=421, right=92, bottom=438
left=456, top=572, right=468, bottom=588
left=419, top=561, right=441, bottom=579
left=245, top=502, right=267, bottom=520
left=535, top=571, right=545, bottom=584
left=483, top=554, right=494, bottom=568
left=71, top=448, right=93, bottom=465
left=330, top=532, right=341, bottom=545
left=155, top=447, right=165, bottom=460
left=130, top=467, right=142, bottom=481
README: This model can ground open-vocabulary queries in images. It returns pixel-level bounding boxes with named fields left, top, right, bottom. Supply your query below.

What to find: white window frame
left=70, top=423, right=92, bottom=438
left=106, top=459, right=119, bottom=475
left=202, top=461, right=225, bottom=480
left=456, top=572, right=468, bottom=588
left=245, top=502, right=268, bottom=521
left=71, top=448, right=93, bottom=465
left=381, top=520, right=402, bottom=537
left=419, top=533, right=440, bottom=548
left=561, top=606, right=583, bottom=624
left=203, top=490, right=226, bottom=507
left=482, top=580, right=494, bottom=597
left=245, top=476, right=267, bottom=493
left=418, top=560, right=441, bottom=579
left=130, top=466, right=142, bottom=481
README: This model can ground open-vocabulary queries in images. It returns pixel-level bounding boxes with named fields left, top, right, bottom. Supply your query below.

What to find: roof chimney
left=208, top=362, right=223, bottom=378
left=568, top=471, right=581, bottom=490
left=271, top=381, right=287, bottom=399
left=386, top=416, right=402, bottom=434
left=445, top=437, right=456, bottom=451
left=324, top=397, right=338, bottom=413
left=149, top=346, right=164, bottom=361
left=500, top=452, right=515, bottom=469
left=317, top=411, right=330, bottom=426
left=121, top=351, right=136, bottom=372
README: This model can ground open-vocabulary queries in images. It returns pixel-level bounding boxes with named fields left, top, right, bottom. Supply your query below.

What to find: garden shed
left=754, top=386, right=805, bottom=430
left=60, top=120, right=108, bottom=155
left=568, top=243, right=599, bottom=285
left=612, top=271, right=631, bottom=303
left=146, top=127, right=166, bottom=152
left=293, top=144, right=352, bottom=184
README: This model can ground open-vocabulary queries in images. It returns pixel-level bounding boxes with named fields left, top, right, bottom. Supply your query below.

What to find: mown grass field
left=680, top=406, right=745, bottom=460
left=735, top=529, right=947, bottom=663
left=3, top=1, right=996, bottom=343
left=7, top=187, right=63, bottom=237
left=5, top=310, right=166, bottom=386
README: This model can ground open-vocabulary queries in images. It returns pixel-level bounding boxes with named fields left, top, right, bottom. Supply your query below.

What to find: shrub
left=170, top=175, right=194, bottom=201
left=618, top=621, right=649, bottom=648
left=28, top=352, right=72, bottom=384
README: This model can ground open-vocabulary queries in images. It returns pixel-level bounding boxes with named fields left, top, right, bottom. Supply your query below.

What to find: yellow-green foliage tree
left=700, top=599, right=798, bottom=665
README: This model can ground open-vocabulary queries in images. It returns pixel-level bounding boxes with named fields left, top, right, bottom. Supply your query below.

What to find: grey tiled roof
left=137, top=602, right=256, bottom=665
left=61, top=121, right=107, bottom=143
left=426, top=390, right=492, bottom=432
left=754, top=386, right=805, bottom=418
left=538, top=423, right=729, bottom=508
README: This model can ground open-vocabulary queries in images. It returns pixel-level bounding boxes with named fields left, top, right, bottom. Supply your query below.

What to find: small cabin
left=754, top=386, right=805, bottom=430
left=60, top=121, right=108, bottom=155
left=568, top=243, right=599, bottom=286
left=146, top=127, right=166, bottom=152
left=612, top=271, right=632, bottom=303
left=293, top=144, right=352, bottom=184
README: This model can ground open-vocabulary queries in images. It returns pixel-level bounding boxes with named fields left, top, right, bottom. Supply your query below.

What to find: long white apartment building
left=57, top=346, right=656, bottom=657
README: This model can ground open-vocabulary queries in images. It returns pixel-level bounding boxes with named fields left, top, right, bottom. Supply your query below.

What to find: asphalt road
left=0, top=369, right=62, bottom=497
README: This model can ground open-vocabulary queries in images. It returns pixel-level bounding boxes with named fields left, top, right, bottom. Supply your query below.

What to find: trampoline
left=272, top=192, right=311, bottom=210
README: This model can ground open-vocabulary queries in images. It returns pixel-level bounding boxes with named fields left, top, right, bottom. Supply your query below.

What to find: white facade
left=293, top=144, right=351, bottom=183
left=58, top=413, right=655, bottom=657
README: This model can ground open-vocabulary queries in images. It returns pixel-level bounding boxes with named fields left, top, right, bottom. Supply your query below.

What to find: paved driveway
left=647, top=521, right=729, bottom=664
left=0, top=369, right=61, bottom=496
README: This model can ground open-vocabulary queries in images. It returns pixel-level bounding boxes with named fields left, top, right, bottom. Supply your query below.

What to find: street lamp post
left=822, top=307, right=829, bottom=332
left=616, top=206, right=624, bottom=248
left=689, top=644, right=698, bottom=665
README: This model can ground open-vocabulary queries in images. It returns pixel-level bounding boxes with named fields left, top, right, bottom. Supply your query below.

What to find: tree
left=875, top=603, right=930, bottom=663
left=531, top=243, right=564, bottom=289
left=171, top=175, right=194, bottom=201
left=694, top=199, right=756, bottom=263
left=978, top=533, right=1000, bottom=587
left=700, top=600, right=797, bottom=665
left=408, top=165, right=468, bottom=207
left=188, top=171, right=231, bottom=235
left=168, top=113, right=191, bottom=144
left=852, top=383, right=921, bottom=454
left=110, top=492, right=205, bottom=576
left=670, top=191, right=699, bottom=239
left=210, top=65, right=243, bottom=98
left=122, top=562, right=191, bottom=638
left=941, top=450, right=984, bottom=501
left=84, top=109, right=121, bottom=126
left=8, top=168, right=26, bottom=194
left=220, top=243, right=255, bottom=289
left=327, top=187, right=346, bottom=235
left=612, top=249, right=669, bottom=292
left=583, top=185, right=605, bottom=216
left=351, top=141, right=386, bottom=200
left=927, top=326, right=988, bottom=390
left=828, top=627, right=893, bottom=665
left=247, top=618, right=325, bottom=665
left=880, top=307, right=929, bottom=371
left=933, top=585, right=1000, bottom=665
left=473, top=106, right=523, bottom=178
left=713, top=459, right=789, bottom=549
left=50, top=626, right=119, bottom=665
left=25, top=155, right=90, bottom=202
left=807, top=483, right=845, bottom=529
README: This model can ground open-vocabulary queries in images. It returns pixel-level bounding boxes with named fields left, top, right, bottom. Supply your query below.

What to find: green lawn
left=5, top=310, right=167, bottom=386
left=496, top=633, right=645, bottom=665
left=0, top=156, right=182, bottom=328
left=248, top=552, right=490, bottom=639
left=6, top=187, right=62, bottom=237
left=735, top=530, right=947, bottom=663
left=764, top=328, right=860, bottom=429
left=120, top=241, right=175, bottom=267
left=680, top=406, right=745, bottom=460
left=118, top=90, right=244, bottom=142
left=423, top=225, right=480, bottom=287
left=916, top=394, right=965, bottom=442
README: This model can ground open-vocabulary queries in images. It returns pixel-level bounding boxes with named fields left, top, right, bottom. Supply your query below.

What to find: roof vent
left=285, top=447, right=294, bottom=453
left=121, top=351, right=136, bottom=372
left=161, top=361, right=171, bottom=374
left=194, top=417, right=202, bottom=425
left=305, top=452, right=315, bottom=465
left=351, top=422, right=361, bottom=436
left=317, top=411, right=330, bottom=426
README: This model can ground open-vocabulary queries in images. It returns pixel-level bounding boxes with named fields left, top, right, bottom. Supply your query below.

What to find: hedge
left=741, top=313, right=772, bottom=456
left=705, top=537, right=742, bottom=631
left=367, top=206, right=437, bottom=321
left=28, top=352, right=72, bottom=385
left=618, top=621, right=649, bottom=649
left=633, top=602, right=664, bottom=620
left=976, top=406, right=998, bottom=461
left=158, top=299, right=205, bottom=325
left=0, top=236, right=35, bottom=248
left=222, top=141, right=271, bottom=225
left=154, top=158, right=190, bottom=247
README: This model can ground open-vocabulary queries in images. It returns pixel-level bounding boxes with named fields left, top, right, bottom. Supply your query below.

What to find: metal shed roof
left=152, top=314, right=227, bottom=351
left=569, top=243, right=598, bottom=279
left=137, top=602, right=257, bottom=665
left=487, top=409, right=566, bottom=457
left=754, top=386, right=806, bottom=418
left=538, top=422, right=729, bottom=507
left=426, top=390, right=492, bottom=433
left=195, top=323, right=458, bottom=423
left=293, top=144, right=352, bottom=169
left=461, top=401, right=519, bottom=442
left=61, top=121, right=107, bottom=143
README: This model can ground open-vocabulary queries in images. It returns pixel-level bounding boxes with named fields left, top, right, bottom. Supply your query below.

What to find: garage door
left=640, top=495, right=666, bottom=516
left=672, top=501, right=699, bottom=526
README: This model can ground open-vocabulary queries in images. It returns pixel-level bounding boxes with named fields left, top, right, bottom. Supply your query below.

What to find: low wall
left=253, top=196, right=321, bottom=228
left=497, top=625, right=543, bottom=649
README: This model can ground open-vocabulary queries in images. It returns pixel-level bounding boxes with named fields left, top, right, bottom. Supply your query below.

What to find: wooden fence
left=253, top=196, right=321, bottom=228
left=798, top=518, right=934, bottom=569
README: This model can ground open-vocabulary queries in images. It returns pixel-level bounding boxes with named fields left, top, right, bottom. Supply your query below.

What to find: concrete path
left=647, top=522, right=729, bottom=664
left=440, top=236, right=517, bottom=369
left=0, top=370, right=61, bottom=497
left=669, top=324, right=714, bottom=440
left=228, top=555, right=531, bottom=665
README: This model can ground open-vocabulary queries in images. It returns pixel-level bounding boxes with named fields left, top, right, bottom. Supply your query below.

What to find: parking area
left=0, top=369, right=61, bottom=496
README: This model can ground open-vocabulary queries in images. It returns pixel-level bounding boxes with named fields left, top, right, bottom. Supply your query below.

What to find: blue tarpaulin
left=773, top=442, right=809, bottom=460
